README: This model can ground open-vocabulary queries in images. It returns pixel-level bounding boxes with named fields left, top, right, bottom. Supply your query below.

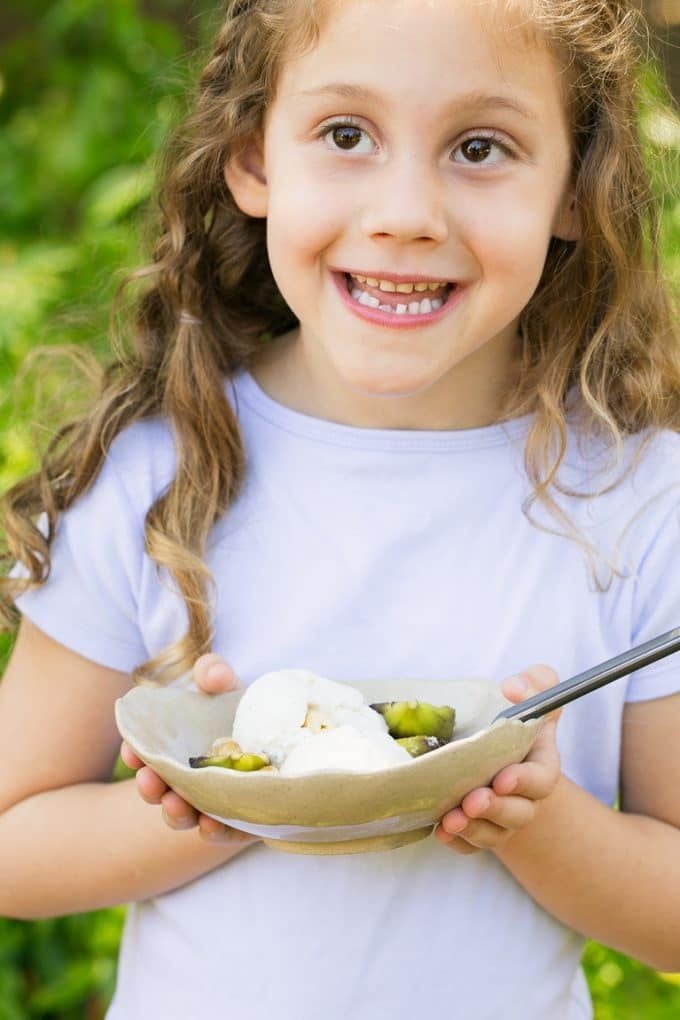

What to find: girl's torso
left=18, top=371, right=680, bottom=1019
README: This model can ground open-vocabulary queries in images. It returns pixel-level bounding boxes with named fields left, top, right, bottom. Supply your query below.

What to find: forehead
left=278, top=0, right=566, bottom=114
left=294, top=0, right=548, bottom=54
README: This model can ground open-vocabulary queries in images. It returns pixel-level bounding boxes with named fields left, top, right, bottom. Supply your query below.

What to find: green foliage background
left=0, top=2, right=679, bottom=1016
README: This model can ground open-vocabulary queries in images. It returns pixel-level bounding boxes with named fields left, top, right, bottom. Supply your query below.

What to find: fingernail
left=206, top=664, right=230, bottom=686
left=505, top=675, right=528, bottom=697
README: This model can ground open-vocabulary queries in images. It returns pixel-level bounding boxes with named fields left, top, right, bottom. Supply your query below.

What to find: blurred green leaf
left=82, top=163, right=156, bottom=228
left=584, top=942, right=680, bottom=1018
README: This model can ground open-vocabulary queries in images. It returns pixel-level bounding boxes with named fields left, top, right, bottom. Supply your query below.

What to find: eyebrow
left=299, top=83, right=538, bottom=121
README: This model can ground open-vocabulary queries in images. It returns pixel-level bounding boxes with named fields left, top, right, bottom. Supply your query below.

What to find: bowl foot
left=262, top=825, right=433, bottom=855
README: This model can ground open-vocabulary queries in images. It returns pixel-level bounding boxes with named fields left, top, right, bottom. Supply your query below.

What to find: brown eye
left=460, top=137, right=493, bottom=162
left=331, top=125, right=364, bottom=150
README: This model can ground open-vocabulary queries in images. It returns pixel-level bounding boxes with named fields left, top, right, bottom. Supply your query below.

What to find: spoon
left=494, top=626, right=680, bottom=723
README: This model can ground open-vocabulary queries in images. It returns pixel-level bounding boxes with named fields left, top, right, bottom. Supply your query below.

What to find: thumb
left=193, top=653, right=242, bottom=694
left=501, top=664, right=562, bottom=722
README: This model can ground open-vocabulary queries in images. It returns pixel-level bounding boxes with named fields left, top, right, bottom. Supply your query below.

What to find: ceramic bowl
left=115, top=677, right=539, bottom=855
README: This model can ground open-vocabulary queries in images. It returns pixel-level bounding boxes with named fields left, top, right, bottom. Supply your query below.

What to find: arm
left=0, top=618, right=254, bottom=920
left=436, top=669, right=680, bottom=971
left=492, top=692, right=680, bottom=972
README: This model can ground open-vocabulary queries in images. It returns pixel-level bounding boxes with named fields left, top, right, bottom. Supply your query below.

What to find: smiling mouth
left=343, top=272, right=455, bottom=316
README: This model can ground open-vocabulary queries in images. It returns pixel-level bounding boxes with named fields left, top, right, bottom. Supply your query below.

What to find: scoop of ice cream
left=232, top=669, right=388, bottom=768
left=280, top=725, right=411, bottom=776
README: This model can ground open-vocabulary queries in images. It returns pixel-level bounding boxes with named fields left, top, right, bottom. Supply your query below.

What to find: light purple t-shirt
left=15, top=371, right=680, bottom=1020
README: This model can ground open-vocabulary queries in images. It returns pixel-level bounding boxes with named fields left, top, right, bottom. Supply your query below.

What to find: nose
left=360, top=159, right=449, bottom=245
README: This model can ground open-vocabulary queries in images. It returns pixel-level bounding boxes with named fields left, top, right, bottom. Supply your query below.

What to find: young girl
left=1, top=0, right=679, bottom=1017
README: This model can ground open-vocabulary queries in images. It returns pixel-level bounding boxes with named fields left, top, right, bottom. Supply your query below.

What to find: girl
left=1, top=0, right=679, bottom=1017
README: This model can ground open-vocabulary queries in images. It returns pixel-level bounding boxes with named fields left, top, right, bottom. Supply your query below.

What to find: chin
left=348, top=375, right=432, bottom=401
left=337, top=357, right=436, bottom=400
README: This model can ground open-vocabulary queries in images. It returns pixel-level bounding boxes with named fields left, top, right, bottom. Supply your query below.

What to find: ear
left=553, top=189, right=581, bottom=242
left=224, top=139, right=268, bottom=218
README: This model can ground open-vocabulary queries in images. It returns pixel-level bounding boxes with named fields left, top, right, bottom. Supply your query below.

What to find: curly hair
left=1, top=0, right=678, bottom=683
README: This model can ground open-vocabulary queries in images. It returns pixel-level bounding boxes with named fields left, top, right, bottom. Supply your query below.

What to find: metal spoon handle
left=494, top=626, right=680, bottom=723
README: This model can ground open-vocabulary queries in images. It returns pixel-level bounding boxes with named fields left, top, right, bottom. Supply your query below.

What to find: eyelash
left=319, top=119, right=517, bottom=165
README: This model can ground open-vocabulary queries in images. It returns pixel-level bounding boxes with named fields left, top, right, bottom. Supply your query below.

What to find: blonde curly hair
left=2, top=0, right=678, bottom=682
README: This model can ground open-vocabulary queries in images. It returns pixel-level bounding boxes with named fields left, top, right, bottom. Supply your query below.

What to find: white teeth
left=354, top=293, right=440, bottom=316
left=348, top=276, right=449, bottom=316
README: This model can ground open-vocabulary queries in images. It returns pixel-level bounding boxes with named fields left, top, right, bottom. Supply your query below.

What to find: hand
left=120, top=654, right=255, bottom=844
left=434, top=665, right=562, bottom=855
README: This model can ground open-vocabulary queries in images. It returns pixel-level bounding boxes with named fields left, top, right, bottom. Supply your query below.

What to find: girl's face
left=229, top=0, right=578, bottom=427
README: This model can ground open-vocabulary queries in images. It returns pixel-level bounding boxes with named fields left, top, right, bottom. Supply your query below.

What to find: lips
left=331, top=270, right=459, bottom=327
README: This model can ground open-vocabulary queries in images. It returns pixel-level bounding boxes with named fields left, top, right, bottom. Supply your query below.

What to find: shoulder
left=563, top=426, right=680, bottom=505
left=84, top=370, right=249, bottom=515
left=104, top=415, right=178, bottom=508
left=613, top=430, right=680, bottom=526
left=48, top=416, right=179, bottom=553
left=552, top=426, right=680, bottom=570
left=626, top=429, right=680, bottom=490
left=91, top=374, right=244, bottom=517
left=624, top=430, right=680, bottom=556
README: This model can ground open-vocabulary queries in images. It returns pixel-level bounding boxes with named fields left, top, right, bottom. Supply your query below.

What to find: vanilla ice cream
left=280, top=725, right=411, bottom=776
left=231, top=669, right=404, bottom=772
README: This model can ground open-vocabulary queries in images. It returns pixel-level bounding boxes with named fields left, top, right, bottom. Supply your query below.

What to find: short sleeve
left=626, top=497, right=680, bottom=702
left=13, top=452, right=148, bottom=674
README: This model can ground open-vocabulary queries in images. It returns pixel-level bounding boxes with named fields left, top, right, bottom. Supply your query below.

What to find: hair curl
left=2, top=0, right=678, bottom=682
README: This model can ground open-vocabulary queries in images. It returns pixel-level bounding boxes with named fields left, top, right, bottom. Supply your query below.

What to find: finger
left=502, top=663, right=558, bottom=700
left=492, top=719, right=561, bottom=799
left=434, top=825, right=481, bottom=854
left=198, top=814, right=230, bottom=839
left=437, top=814, right=509, bottom=850
left=198, top=815, right=255, bottom=843
left=136, top=765, right=169, bottom=804
left=440, top=806, right=469, bottom=835
left=193, top=653, right=241, bottom=694
left=459, top=789, right=537, bottom=831
left=120, top=741, right=143, bottom=770
left=453, top=817, right=511, bottom=850
left=160, top=789, right=199, bottom=830
left=502, top=664, right=562, bottom=725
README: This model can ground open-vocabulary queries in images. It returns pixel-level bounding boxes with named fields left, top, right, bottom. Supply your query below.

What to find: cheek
left=264, top=173, right=345, bottom=316
left=461, top=189, right=557, bottom=283
left=266, top=174, right=355, bottom=315
left=267, top=171, right=346, bottom=264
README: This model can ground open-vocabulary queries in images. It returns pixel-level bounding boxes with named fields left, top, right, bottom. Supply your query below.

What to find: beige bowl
left=115, top=678, right=539, bottom=855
